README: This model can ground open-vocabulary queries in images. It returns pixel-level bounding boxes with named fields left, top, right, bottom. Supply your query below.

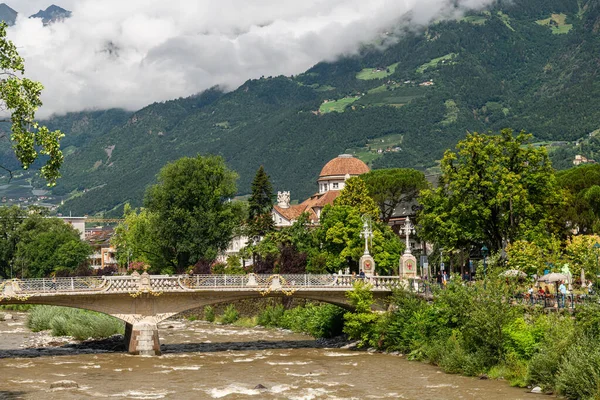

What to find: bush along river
left=0, top=312, right=530, bottom=399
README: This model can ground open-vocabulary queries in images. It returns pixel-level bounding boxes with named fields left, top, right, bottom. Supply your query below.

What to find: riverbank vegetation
left=341, top=278, right=600, bottom=400
left=27, top=306, right=124, bottom=340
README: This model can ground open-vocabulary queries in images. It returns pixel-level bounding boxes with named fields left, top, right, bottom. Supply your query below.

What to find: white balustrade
left=0, top=274, right=402, bottom=296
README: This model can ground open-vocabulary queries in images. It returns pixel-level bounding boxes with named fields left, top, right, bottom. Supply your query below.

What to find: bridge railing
left=177, top=274, right=249, bottom=290
left=1, top=274, right=406, bottom=296
left=5, top=276, right=107, bottom=293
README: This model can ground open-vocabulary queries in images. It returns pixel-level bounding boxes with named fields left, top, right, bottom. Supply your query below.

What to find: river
left=0, top=313, right=530, bottom=399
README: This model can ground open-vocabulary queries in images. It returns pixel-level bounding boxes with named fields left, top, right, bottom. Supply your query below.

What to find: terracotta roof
left=274, top=204, right=310, bottom=221
left=274, top=190, right=340, bottom=224
left=312, top=190, right=340, bottom=208
left=319, top=154, right=369, bottom=178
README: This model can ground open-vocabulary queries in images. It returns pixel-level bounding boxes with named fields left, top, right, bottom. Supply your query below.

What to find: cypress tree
left=247, top=165, right=274, bottom=238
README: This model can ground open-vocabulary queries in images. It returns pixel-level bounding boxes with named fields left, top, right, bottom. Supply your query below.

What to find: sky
left=4, top=0, right=495, bottom=117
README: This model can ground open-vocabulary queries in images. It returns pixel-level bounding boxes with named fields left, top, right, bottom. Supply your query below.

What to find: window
left=333, top=182, right=339, bottom=189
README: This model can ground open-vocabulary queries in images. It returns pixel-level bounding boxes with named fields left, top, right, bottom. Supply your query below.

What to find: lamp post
left=481, top=245, right=489, bottom=289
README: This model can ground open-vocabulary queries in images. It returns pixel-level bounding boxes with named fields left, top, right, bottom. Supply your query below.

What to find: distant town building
left=573, top=154, right=596, bottom=166
left=58, top=216, right=87, bottom=240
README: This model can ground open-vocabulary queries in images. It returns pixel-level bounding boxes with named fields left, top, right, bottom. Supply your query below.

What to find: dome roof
left=319, top=154, right=370, bottom=178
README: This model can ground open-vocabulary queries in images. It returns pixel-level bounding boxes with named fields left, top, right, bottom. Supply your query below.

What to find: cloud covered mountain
left=5, top=0, right=496, bottom=118
left=0, top=3, right=17, bottom=26
left=29, top=5, right=71, bottom=25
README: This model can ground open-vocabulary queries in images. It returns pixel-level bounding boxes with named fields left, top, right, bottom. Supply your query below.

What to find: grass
left=346, top=133, right=404, bottom=164
left=442, top=99, right=459, bottom=125
left=461, top=15, right=487, bottom=25
left=416, top=53, right=457, bottom=73
left=28, top=305, right=124, bottom=340
left=356, top=63, right=399, bottom=80
left=356, top=86, right=427, bottom=108
left=497, top=11, right=515, bottom=31
left=319, top=96, right=360, bottom=113
left=536, top=14, right=573, bottom=34
left=232, top=316, right=258, bottom=327
left=314, top=85, right=335, bottom=92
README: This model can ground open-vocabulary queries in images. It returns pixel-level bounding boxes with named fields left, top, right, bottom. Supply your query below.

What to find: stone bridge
left=0, top=273, right=405, bottom=356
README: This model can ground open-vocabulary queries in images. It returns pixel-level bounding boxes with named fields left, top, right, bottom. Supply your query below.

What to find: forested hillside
left=4, top=0, right=599, bottom=216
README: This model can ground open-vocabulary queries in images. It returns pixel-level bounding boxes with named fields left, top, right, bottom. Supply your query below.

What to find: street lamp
left=481, top=245, right=489, bottom=289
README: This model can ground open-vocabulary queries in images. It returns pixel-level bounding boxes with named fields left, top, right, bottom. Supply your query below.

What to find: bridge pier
left=125, top=322, right=161, bottom=356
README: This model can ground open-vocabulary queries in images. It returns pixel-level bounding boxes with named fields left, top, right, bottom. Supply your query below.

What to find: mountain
left=12, top=0, right=600, bottom=216
left=29, top=5, right=71, bottom=25
left=0, top=3, right=17, bottom=26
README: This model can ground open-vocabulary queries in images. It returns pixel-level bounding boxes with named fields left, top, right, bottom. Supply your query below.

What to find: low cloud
left=6, top=0, right=494, bottom=117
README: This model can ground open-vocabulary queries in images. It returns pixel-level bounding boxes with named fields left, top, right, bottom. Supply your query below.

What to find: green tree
left=0, top=205, right=27, bottom=278
left=334, top=177, right=380, bottom=220
left=317, top=204, right=402, bottom=274
left=247, top=165, right=274, bottom=239
left=361, top=168, right=429, bottom=223
left=111, top=204, right=162, bottom=271
left=144, top=155, right=243, bottom=273
left=15, top=216, right=91, bottom=277
left=556, top=164, right=600, bottom=235
left=0, top=23, right=63, bottom=185
left=419, top=129, right=562, bottom=252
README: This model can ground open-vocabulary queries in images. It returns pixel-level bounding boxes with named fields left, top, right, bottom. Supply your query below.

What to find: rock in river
left=50, top=380, right=79, bottom=389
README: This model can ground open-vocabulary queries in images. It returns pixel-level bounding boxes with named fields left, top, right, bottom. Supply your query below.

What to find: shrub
left=257, top=304, right=285, bottom=327
left=488, top=353, right=529, bottom=387
left=204, top=306, right=215, bottom=322
left=555, top=335, right=600, bottom=400
left=343, top=281, right=380, bottom=345
left=221, top=304, right=239, bottom=324
left=274, top=303, right=344, bottom=338
left=437, top=331, right=486, bottom=376
left=303, top=304, right=344, bottom=338
left=527, top=314, right=575, bottom=390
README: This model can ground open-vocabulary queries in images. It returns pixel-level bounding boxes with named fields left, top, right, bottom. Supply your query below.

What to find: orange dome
left=319, top=154, right=370, bottom=178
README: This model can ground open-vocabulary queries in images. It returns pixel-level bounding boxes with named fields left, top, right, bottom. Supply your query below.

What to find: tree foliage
left=0, top=22, right=63, bottom=185
left=556, top=164, right=600, bottom=235
left=246, top=165, right=274, bottom=238
left=334, top=177, right=380, bottom=220
left=419, top=129, right=563, bottom=252
left=317, top=204, right=403, bottom=274
left=143, top=155, right=243, bottom=273
left=15, top=216, right=91, bottom=277
left=111, top=204, right=161, bottom=271
left=361, top=168, right=429, bottom=223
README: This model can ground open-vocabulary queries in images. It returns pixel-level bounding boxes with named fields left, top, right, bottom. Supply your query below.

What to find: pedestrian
left=559, top=280, right=567, bottom=308
left=527, top=286, right=534, bottom=305
left=436, top=271, right=442, bottom=286
left=359, top=269, right=365, bottom=279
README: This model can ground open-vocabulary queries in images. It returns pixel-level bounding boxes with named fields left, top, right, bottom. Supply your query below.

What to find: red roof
left=319, top=154, right=369, bottom=178
left=273, top=191, right=340, bottom=224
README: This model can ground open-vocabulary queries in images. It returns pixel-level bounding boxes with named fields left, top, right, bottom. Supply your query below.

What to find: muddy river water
left=0, top=313, right=530, bottom=399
